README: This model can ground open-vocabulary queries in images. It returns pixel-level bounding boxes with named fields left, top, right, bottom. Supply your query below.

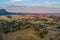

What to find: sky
left=0, top=0, right=60, bottom=8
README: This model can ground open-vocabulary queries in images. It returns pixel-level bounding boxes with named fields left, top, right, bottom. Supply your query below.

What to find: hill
left=0, top=9, right=26, bottom=15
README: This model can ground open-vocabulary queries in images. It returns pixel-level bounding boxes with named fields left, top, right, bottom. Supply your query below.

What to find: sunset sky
left=0, top=0, right=60, bottom=8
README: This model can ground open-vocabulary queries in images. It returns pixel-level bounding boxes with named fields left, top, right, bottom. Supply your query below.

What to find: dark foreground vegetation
left=0, top=16, right=60, bottom=33
left=0, top=15, right=60, bottom=40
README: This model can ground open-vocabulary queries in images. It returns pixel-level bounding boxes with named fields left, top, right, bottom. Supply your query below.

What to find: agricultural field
left=0, top=14, right=60, bottom=40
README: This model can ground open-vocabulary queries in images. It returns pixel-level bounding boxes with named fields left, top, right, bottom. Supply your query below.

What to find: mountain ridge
left=0, top=9, right=26, bottom=15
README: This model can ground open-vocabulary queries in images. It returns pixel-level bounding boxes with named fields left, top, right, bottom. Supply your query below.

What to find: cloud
left=40, top=2, right=60, bottom=7
left=11, top=0, right=25, bottom=2
left=48, top=2, right=60, bottom=8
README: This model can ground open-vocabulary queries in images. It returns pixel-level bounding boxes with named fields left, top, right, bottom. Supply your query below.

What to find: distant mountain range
left=0, top=5, right=60, bottom=13
left=0, top=9, right=26, bottom=15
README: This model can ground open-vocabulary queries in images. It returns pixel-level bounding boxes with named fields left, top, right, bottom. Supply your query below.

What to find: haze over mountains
left=0, top=5, right=60, bottom=13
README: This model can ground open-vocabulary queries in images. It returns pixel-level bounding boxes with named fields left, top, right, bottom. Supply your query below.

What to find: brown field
left=0, top=14, right=60, bottom=40
left=0, top=13, right=60, bottom=20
